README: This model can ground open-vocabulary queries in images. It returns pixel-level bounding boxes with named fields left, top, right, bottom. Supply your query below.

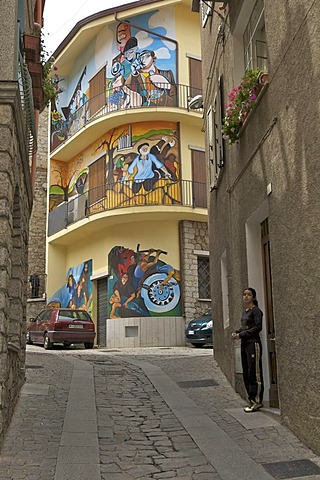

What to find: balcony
left=50, top=83, right=203, bottom=154
left=48, top=179, right=207, bottom=236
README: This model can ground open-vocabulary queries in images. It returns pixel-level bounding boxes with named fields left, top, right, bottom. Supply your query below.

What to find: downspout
left=31, top=0, right=44, bottom=193
left=114, top=12, right=179, bottom=84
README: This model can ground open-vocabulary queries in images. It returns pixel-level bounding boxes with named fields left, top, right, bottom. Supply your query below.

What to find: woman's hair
left=244, top=287, right=258, bottom=306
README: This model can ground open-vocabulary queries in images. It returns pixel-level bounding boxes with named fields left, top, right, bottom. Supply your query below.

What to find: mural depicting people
left=47, top=260, right=93, bottom=313
left=112, top=21, right=132, bottom=69
left=108, top=245, right=181, bottom=318
left=125, top=50, right=176, bottom=106
left=71, top=282, right=87, bottom=310
left=127, top=142, right=172, bottom=193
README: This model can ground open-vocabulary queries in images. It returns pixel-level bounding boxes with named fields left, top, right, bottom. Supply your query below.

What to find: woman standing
left=232, top=288, right=264, bottom=413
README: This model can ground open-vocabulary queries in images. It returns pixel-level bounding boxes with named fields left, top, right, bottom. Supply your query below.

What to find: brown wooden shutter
left=88, top=156, right=106, bottom=205
left=191, top=149, right=207, bottom=208
left=189, top=57, right=202, bottom=97
left=89, top=66, right=106, bottom=117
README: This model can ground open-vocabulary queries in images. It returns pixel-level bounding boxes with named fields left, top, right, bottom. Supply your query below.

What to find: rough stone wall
left=180, top=220, right=211, bottom=327
left=27, top=109, right=48, bottom=319
left=0, top=89, right=33, bottom=447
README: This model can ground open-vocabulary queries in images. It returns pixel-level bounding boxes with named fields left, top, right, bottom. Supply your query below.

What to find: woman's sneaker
left=244, top=402, right=263, bottom=413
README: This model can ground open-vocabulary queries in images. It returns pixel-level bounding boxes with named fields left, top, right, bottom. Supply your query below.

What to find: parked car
left=185, top=310, right=213, bottom=347
left=26, top=308, right=96, bottom=350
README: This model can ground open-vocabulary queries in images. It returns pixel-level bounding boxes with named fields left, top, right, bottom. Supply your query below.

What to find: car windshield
left=58, top=310, right=92, bottom=322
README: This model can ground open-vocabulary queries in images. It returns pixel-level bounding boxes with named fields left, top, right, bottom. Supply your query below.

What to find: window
left=220, top=250, right=229, bottom=328
left=197, top=256, right=211, bottom=299
left=243, top=0, right=267, bottom=71
left=191, top=149, right=207, bottom=208
left=208, top=76, right=224, bottom=189
left=201, top=0, right=212, bottom=27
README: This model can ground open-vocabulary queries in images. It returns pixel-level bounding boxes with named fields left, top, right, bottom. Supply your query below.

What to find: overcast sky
left=43, top=0, right=137, bottom=55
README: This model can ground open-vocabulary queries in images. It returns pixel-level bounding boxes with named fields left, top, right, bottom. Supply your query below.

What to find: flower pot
left=23, top=34, right=41, bottom=63
left=259, top=72, right=269, bottom=85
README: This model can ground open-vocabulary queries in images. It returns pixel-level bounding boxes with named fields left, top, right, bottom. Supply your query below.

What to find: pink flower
left=53, top=65, right=58, bottom=71
left=250, top=94, right=256, bottom=101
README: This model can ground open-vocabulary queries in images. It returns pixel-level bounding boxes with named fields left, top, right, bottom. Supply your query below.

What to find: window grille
left=197, top=256, right=211, bottom=299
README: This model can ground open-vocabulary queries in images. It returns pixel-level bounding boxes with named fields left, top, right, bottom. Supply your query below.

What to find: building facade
left=46, top=0, right=210, bottom=348
left=0, top=0, right=46, bottom=445
left=198, top=0, right=320, bottom=455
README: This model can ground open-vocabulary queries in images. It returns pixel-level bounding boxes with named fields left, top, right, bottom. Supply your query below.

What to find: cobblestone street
left=0, top=346, right=319, bottom=480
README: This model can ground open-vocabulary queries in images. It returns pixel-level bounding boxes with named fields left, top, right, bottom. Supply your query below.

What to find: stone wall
left=0, top=86, right=33, bottom=447
left=27, top=109, right=48, bottom=319
left=180, top=220, right=211, bottom=326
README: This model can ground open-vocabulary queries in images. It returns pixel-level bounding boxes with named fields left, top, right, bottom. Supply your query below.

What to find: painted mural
left=50, top=8, right=177, bottom=150
left=49, top=121, right=181, bottom=212
left=47, top=260, right=93, bottom=314
left=108, top=246, right=181, bottom=318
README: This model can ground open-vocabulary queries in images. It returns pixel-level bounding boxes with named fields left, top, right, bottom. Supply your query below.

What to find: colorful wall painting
left=107, top=246, right=182, bottom=318
left=49, top=121, right=181, bottom=212
left=47, top=260, right=93, bottom=314
left=50, top=8, right=177, bottom=150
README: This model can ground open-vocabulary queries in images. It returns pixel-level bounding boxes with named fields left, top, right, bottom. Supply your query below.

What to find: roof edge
left=51, top=0, right=165, bottom=59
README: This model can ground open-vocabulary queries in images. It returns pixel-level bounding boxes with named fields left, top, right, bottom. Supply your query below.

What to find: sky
left=43, top=0, right=137, bottom=55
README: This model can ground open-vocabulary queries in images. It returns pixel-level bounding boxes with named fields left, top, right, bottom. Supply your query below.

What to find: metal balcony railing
left=50, top=83, right=203, bottom=152
left=18, top=51, right=37, bottom=155
left=48, top=179, right=207, bottom=236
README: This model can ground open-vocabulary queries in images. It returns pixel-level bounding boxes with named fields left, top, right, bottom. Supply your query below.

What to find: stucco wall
left=203, top=0, right=320, bottom=454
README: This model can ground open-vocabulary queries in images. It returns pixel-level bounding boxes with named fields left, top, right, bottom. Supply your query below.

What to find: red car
left=26, top=308, right=96, bottom=350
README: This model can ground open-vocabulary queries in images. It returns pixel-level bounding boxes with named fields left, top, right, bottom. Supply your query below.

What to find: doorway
left=261, top=218, right=279, bottom=407
left=245, top=202, right=279, bottom=408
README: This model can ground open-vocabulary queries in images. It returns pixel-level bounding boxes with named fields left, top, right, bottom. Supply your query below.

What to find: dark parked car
left=185, top=310, right=213, bottom=347
left=26, top=308, right=96, bottom=350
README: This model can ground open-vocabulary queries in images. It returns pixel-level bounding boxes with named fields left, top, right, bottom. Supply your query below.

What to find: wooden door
left=189, top=57, right=202, bottom=98
left=88, top=156, right=106, bottom=205
left=89, top=66, right=106, bottom=117
left=261, top=218, right=279, bottom=408
left=191, top=149, right=207, bottom=208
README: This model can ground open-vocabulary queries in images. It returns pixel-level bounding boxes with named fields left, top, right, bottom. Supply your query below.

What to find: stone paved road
left=0, top=345, right=319, bottom=480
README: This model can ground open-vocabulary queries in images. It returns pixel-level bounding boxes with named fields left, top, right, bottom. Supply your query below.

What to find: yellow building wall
left=47, top=219, right=181, bottom=298
left=175, top=3, right=202, bottom=85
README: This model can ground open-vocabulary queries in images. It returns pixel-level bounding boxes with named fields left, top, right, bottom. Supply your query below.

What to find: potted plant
left=223, top=68, right=266, bottom=144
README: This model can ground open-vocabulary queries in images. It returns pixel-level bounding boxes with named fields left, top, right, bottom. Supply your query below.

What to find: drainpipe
left=30, top=0, right=44, bottom=193
left=114, top=12, right=179, bottom=83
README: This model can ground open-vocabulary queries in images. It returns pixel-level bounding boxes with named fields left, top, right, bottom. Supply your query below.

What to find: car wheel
left=191, top=343, right=204, bottom=348
left=84, top=342, right=94, bottom=349
left=44, top=334, right=53, bottom=350
left=26, top=331, right=33, bottom=345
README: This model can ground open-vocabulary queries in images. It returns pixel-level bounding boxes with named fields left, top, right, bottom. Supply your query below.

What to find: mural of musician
left=108, top=246, right=181, bottom=318
left=47, top=260, right=93, bottom=314
left=108, top=15, right=177, bottom=109
left=50, top=9, right=177, bottom=150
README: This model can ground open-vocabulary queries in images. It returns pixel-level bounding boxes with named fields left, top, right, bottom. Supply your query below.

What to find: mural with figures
left=47, top=260, right=93, bottom=314
left=108, top=246, right=181, bottom=318
left=49, top=121, right=180, bottom=212
left=50, top=8, right=177, bottom=150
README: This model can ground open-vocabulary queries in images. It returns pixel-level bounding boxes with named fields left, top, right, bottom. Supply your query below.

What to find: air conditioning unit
left=188, top=95, right=203, bottom=110
left=67, top=195, right=87, bottom=224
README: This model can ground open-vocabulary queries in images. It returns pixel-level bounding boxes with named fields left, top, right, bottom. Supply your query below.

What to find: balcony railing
left=48, top=179, right=207, bottom=236
left=50, top=83, right=203, bottom=152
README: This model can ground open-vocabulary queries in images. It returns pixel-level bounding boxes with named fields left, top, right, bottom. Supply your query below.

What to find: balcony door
left=191, top=149, right=207, bottom=208
left=89, top=66, right=106, bottom=117
left=189, top=57, right=202, bottom=98
left=88, top=156, right=106, bottom=206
